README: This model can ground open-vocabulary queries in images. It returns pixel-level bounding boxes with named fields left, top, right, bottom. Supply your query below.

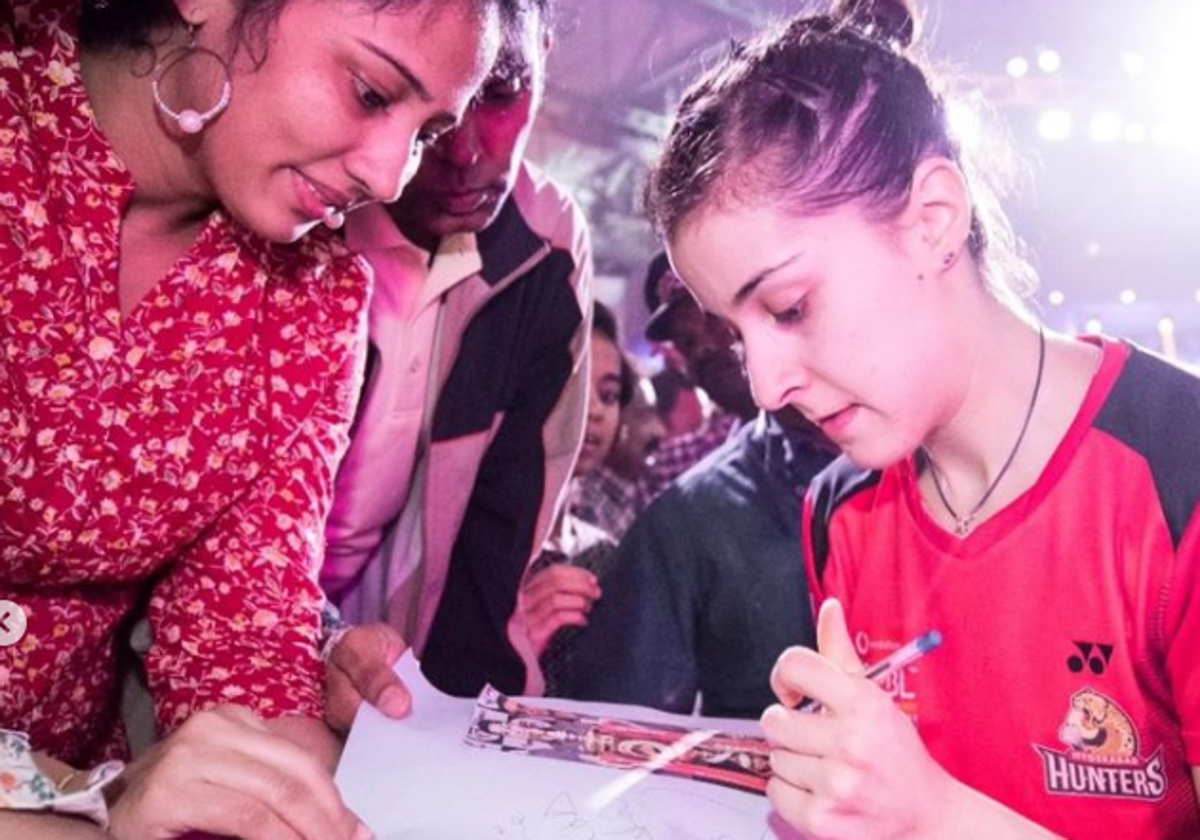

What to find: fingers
left=328, top=624, right=411, bottom=722
left=522, top=566, right=602, bottom=656
left=110, top=707, right=370, bottom=840
left=190, top=708, right=362, bottom=840
left=815, top=598, right=863, bottom=675
left=175, top=780, right=308, bottom=840
left=525, top=590, right=596, bottom=625
left=760, top=703, right=838, bottom=757
left=769, top=644, right=863, bottom=714
left=523, top=565, right=601, bottom=605
left=766, top=775, right=821, bottom=839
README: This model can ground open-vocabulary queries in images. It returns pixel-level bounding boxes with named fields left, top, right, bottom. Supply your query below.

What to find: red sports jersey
left=804, top=337, right=1200, bottom=840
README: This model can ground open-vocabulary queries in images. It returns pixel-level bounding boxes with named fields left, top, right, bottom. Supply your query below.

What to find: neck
left=920, top=306, right=1045, bottom=522
left=389, top=201, right=441, bottom=255
left=80, top=40, right=218, bottom=233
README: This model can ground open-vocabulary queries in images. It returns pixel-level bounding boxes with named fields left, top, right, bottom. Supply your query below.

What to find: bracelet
left=319, top=600, right=351, bottom=663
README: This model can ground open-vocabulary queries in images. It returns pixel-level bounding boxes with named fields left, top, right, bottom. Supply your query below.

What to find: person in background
left=521, top=301, right=634, bottom=695
left=0, top=0, right=501, bottom=838
left=322, top=0, right=593, bottom=713
left=574, top=369, right=665, bottom=542
left=649, top=0, right=1200, bottom=836
left=567, top=253, right=755, bottom=545
left=561, top=407, right=836, bottom=716
left=640, top=253, right=755, bottom=500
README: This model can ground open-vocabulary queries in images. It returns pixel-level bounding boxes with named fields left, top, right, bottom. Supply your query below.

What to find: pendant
left=954, top=515, right=975, bottom=537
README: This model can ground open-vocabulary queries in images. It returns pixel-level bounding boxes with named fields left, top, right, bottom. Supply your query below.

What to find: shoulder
left=512, top=162, right=591, bottom=266
left=807, top=455, right=883, bottom=525
left=670, top=421, right=757, bottom=498
left=804, top=455, right=884, bottom=580
left=1093, top=340, right=1200, bottom=547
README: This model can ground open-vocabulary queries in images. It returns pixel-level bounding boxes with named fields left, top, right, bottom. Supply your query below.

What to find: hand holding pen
left=795, top=627, right=942, bottom=713
left=760, top=598, right=959, bottom=840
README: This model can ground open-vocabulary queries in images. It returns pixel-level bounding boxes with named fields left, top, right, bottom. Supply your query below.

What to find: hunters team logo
left=1034, top=689, right=1166, bottom=801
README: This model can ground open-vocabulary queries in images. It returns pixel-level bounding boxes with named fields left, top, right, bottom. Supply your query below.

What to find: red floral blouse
left=0, top=2, right=371, bottom=765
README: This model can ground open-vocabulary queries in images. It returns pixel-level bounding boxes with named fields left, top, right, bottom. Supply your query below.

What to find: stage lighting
left=1006, top=56, right=1029, bottom=78
left=1037, top=48, right=1062, bottom=74
left=1089, top=111, right=1124, bottom=143
left=1037, top=109, right=1073, bottom=141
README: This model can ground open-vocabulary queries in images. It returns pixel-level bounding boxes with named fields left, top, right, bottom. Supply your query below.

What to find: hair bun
left=832, top=0, right=919, bottom=50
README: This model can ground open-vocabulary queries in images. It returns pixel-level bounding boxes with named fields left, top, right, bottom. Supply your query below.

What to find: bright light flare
left=1038, top=48, right=1062, bottom=74
left=1157, top=3, right=1200, bottom=147
left=947, top=99, right=982, bottom=151
left=1006, top=56, right=1030, bottom=78
left=1038, top=109, right=1073, bottom=141
left=1089, top=111, right=1124, bottom=143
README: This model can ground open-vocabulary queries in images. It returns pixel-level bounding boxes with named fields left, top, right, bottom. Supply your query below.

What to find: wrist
left=319, top=600, right=351, bottom=662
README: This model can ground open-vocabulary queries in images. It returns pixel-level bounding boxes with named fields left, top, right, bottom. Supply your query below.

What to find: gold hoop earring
left=152, top=26, right=232, bottom=135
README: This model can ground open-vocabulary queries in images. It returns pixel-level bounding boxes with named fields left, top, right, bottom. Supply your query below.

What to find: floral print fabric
left=0, top=1, right=371, bottom=765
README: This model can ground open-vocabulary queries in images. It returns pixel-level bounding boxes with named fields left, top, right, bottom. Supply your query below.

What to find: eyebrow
left=731, top=251, right=805, bottom=308
left=357, top=39, right=433, bottom=103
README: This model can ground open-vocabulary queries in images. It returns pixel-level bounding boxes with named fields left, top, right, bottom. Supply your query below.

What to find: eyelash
left=354, top=76, right=391, bottom=113
left=770, top=298, right=807, bottom=327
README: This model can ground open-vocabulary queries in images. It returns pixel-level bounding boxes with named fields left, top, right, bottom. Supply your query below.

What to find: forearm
left=0, top=812, right=110, bottom=840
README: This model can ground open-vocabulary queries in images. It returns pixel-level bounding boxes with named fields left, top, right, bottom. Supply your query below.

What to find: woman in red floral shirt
left=0, top=1, right=501, bottom=838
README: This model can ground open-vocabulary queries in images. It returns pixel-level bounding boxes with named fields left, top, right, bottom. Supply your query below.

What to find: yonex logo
left=1067, top=641, right=1113, bottom=675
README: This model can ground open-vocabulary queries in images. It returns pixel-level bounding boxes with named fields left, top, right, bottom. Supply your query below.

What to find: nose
left=586, top=389, right=605, bottom=422
left=742, top=334, right=809, bottom=413
left=440, top=117, right=482, bottom=168
left=345, top=123, right=422, bottom=205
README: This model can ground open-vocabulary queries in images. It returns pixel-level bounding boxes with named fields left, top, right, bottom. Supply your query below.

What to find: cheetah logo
left=1057, top=689, right=1138, bottom=759
left=1035, top=689, right=1166, bottom=801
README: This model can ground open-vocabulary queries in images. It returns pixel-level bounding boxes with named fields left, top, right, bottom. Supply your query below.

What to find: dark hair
left=592, top=301, right=635, bottom=408
left=642, top=252, right=672, bottom=315
left=645, top=0, right=1035, bottom=307
left=81, top=0, right=501, bottom=63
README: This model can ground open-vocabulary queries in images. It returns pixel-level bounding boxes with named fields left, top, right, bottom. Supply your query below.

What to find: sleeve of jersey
left=801, top=480, right=855, bottom=615
left=143, top=292, right=366, bottom=734
left=1165, top=513, right=1200, bottom=765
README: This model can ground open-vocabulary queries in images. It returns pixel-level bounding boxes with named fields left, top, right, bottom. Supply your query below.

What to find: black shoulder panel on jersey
left=807, top=456, right=884, bottom=584
left=1093, top=346, right=1200, bottom=550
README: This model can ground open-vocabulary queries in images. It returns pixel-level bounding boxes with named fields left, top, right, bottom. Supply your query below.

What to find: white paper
left=336, top=653, right=801, bottom=840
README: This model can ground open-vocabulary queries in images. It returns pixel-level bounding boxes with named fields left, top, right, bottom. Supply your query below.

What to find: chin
left=840, top=439, right=909, bottom=472
left=228, top=204, right=318, bottom=245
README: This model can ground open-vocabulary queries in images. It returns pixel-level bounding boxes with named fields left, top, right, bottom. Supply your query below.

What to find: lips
left=816, top=404, right=859, bottom=438
left=292, top=169, right=352, bottom=222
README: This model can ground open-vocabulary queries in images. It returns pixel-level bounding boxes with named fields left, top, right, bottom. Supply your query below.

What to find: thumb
left=365, top=623, right=411, bottom=718
left=335, top=623, right=412, bottom=719
left=816, top=597, right=863, bottom=675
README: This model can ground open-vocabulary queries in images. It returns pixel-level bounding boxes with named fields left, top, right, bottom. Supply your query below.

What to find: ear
left=170, top=0, right=225, bottom=28
left=900, top=156, right=973, bottom=272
